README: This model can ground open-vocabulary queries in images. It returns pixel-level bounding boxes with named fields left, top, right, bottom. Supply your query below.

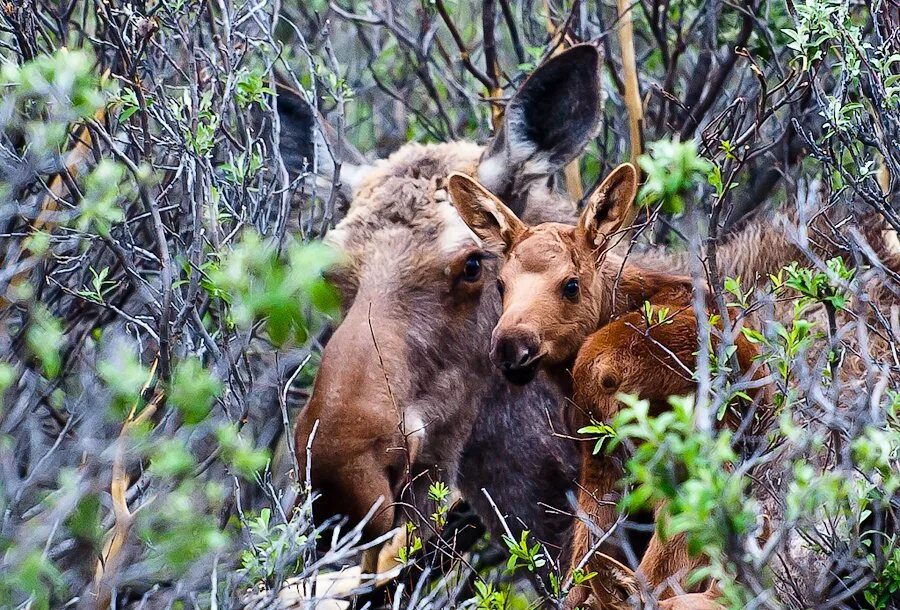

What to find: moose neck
left=446, top=273, right=580, bottom=553
left=543, top=363, right=577, bottom=398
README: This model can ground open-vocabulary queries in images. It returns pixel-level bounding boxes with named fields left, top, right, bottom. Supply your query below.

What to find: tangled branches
left=0, top=0, right=898, bottom=609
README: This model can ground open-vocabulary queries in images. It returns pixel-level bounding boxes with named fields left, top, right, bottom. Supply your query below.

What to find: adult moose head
left=290, top=45, right=603, bottom=551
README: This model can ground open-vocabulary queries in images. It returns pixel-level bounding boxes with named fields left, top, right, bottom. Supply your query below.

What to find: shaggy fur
left=294, top=45, right=606, bottom=564
left=564, top=309, right=768, bottom=610
left=288, top=45, right=899, bottom=608
left=295, top=140, right=579, bottom=547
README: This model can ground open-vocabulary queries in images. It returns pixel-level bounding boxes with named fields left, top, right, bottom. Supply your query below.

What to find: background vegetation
left=0, top=0, right=898, bottom=608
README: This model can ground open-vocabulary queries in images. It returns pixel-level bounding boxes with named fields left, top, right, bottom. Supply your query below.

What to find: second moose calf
left=566, top=307, right=766, bottom=609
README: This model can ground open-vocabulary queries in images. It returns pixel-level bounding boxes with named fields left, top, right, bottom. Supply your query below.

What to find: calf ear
left=477, top=44, right=602, bottom=207
left=592, top=553, right=646, bottom=606
left=447, top=172, right=526, bottom=251
left=276, top=83, right=372, bottom=200
left=579, top=163, right=637, bottom=249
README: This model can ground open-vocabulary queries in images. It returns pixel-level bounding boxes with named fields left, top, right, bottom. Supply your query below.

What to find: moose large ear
left=578, top=163, right=638, bottom=249
left=276, top=82, right=372, bottom=201
left=447, top=172, right=526, bottom=251
left=477, top=44, right=602, bottom=207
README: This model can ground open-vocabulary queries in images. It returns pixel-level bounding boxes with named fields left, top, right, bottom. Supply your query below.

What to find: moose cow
left=292, top=45, right=605, bottom=560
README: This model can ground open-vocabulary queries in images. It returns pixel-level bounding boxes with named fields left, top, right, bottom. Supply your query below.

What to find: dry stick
left=617, top=0, right=644, bottom=231
left=365, top=302, right=418, bottom=578
left=92, top=361, right=160, bottom=610
left=2, top=103, right=107, bottom=307
left=280, top=353, right=311, bottom=483
left=498, top=0, right=525, bottom=64
left=319, top=34, right=346, bottom=237
left=482, top=0, right=504, bottom=129
left=84, top=114, right=173, bottom=382
left=434, top=0, right=494, bottom=92
left=481, top=488, right=553, bottom=600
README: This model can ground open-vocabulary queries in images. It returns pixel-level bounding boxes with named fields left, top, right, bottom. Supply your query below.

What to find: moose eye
left=462, top=254, right=482, bottom=282
left=562, top=277, right=580, bottom=300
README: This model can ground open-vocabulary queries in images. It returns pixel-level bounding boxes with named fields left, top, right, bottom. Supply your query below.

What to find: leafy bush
left=1, top=1, right=898, bottom=609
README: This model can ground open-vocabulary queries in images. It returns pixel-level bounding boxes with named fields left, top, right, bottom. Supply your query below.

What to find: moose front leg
left=635, top=504, right=709, bottom=600
left=563, top=448, right=627, bottom=609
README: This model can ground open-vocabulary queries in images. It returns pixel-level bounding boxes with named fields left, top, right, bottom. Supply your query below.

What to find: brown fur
left=448, top=164, right=695, bottom=387
left=566, top=309, right=767, bottom=609
left=293, top=46, right=607, bottom=556
left=569, top=548, right=727, bottom=610
left=449, top=165, right=770, bottom=609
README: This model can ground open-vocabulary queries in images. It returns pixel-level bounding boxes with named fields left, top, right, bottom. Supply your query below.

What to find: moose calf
left=448, top=164, right=770, bottom=609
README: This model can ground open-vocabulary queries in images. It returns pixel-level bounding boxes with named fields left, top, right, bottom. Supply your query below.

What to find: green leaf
left=149, top=439, right=196, bottom=477
left=66, top=494, right=104, bottom=549
left=216, top=424, right=270, bottom=479
left=26, top=306, right=64, bottom=378
left=169, top=358, right=222, bottom=425
left=99, top=349, right=150, bottom=404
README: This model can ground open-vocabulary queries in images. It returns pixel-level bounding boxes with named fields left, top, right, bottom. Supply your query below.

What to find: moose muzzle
left=490, top=324, right=543, bottom=385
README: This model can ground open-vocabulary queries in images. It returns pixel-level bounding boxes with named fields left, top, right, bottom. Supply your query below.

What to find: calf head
left=293, top=44, right=603, bottom=542
left=448, top=164, right=638, bottom=385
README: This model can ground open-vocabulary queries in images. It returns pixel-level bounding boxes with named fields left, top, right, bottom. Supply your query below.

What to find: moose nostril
left=515, top=344, right=533, bottom=366
left=492, top=334, right=539, bottom=371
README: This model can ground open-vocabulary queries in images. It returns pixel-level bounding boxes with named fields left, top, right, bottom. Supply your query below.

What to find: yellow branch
left=93, top=361, right=159, bottom=610
left=617, top=0, right=644, bottom=229
left=877, top=152, right=891, bottom=195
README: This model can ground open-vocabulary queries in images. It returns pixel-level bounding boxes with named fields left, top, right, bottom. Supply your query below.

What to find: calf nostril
left=516, top=345, right=533, bottom=366
left=491, top=334, right=539, bottom=370
left=502, top=340, right=526, bottom=369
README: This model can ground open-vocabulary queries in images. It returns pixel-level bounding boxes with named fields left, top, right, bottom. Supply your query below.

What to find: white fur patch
left=884, top=228, right=900, bottom=256
left=476, top=155, right=509, bottom=193
left=324, top=225, right=348, bottom=250
left=504, top=104, right=554, bottom=180
left=339, top=162, right=371, bottom=195
left=437, top=200, right=482, bottom=253
left=477, top=102, right=546, bottom=191
left=403, top=410, right=428, bottom=445
left=504, top=104, right=539, bottom=164
left=477, top=129, right=553, bottom=189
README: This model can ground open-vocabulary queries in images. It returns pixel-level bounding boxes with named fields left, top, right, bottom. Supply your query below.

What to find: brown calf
left=447, top=164, right=693, bottom=389
left=564, top=309, right=766, bottom=609
left=448, top=165, right=769, bottom=608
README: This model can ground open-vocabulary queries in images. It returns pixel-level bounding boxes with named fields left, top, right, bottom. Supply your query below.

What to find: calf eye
left=462, top=254, right=482, bottom=282
left=563, top=277, right=579, bottom=300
